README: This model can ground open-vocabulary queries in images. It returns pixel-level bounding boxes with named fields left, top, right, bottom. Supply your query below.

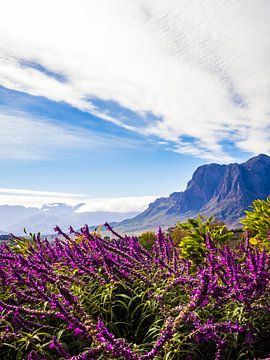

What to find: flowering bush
left=0, top=223, right=269, bottom=359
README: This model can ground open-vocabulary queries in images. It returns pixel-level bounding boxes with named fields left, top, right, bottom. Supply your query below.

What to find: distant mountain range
left=0, top=203, right=138, bottom=235
left=115, top=154, right=270, bottom=232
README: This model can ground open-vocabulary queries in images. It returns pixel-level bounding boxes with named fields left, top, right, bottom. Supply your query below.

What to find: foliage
left=0, top=222, right=269, bottom=359
left=177, top=215, right=233, bottom=264
left=138, top=231, right=156, bottom=250
left=168, top=227, right=189, bottom=246
left=241, top=196, right=270, bottom=249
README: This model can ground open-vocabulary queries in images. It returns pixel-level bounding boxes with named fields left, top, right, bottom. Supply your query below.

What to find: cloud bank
left=0, top=0, right=269, bottom=161
left=0, top=188, right=157, bottom=212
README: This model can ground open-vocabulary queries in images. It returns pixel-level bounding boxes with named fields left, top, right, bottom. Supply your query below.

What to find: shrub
left=177, top=215, right=233, bottom=264
left=138, top=231, right=156, bottom=250
left=168, top=227, right=189, bottom=246
left=241, top=196, right=270, bottom=249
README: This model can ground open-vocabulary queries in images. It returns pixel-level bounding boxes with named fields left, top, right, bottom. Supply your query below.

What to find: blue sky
left=0, top=0, right=269, bottom=212
left=0, top=85, right=202, bottom=204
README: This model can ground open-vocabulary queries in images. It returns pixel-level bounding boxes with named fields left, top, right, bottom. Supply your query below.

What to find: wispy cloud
left=0, top=188, right=83, bottom=198
left=0, top=111, right=88, bottom=160
left=0, top=187, right=158, bottom=212
left=0, top=110, right=141, bottom=160
left=0, top=0, right=269, bottom=161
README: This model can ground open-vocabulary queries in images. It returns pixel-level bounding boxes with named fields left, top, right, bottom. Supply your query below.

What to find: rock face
left=117, top=154, right=270, bottom=231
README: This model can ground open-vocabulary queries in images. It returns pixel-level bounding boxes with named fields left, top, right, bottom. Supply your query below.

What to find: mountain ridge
left=115, top=154, right=270, bottom=232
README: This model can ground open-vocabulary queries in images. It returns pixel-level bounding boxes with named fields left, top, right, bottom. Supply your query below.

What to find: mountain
left=2, top=154, right=269, bottom=234
left=0, top=205, right=40, bottom=229
left=0, top=203, right=139, bottom=235
left=116, top=154, right=270, bottom=232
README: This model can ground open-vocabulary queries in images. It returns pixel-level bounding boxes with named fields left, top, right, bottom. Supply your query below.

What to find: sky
left=0, top=0, right=269, bottom=212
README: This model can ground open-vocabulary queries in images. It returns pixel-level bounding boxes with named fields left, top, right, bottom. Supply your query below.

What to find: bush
left=177, top=215, right=233, bottom=264
left=168, top=227, right=189, bottom=246
left=138, top=231, right=156, bottom=250
left=241, top=196, right=270, bottom=248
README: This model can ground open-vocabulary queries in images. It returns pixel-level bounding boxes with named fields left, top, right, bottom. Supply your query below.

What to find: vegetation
left=168, top=227, right=188, bottom=246
left=0, top=200, right=269, bottom=360
left=138, top=231, right=156, bottom=251
left=176, top=215, right=233, bottom=264
left=241, top=196, right=270, bottom=248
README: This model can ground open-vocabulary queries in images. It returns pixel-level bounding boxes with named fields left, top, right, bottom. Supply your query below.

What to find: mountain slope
left=116, top=154, right=270, bottom=232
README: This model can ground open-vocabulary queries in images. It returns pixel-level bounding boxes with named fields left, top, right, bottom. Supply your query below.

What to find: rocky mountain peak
left=116, top=154, right=270, bottom=232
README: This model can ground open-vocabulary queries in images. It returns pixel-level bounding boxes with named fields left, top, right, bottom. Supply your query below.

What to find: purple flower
left=49, top=336, right=69, bottom=358
left=74, top=327, right=84, bottom=336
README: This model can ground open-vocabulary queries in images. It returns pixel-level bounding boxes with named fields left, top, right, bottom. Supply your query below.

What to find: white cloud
left=0, top=188, right=83, bottom=198
left=0, top=0, right=269, bottom=161
left=0, top=187, right=158, bottom=212
left=76, top=196, right=158, bottom=213
left=0, top=188, right=86, bottom=208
